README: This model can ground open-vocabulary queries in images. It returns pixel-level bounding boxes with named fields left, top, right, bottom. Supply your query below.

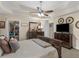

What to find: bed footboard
left=37, top=36, right=63, bottom=58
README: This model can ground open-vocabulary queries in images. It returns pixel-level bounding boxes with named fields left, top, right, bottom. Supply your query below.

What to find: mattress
left=1, top=40, right=58, bottom=58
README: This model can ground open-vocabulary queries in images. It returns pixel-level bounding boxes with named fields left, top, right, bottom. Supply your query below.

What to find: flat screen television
left=56, top=24, right=69, bottom=32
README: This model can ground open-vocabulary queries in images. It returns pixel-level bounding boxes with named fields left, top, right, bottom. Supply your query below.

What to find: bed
left=1, top=39, right=58, bottom=58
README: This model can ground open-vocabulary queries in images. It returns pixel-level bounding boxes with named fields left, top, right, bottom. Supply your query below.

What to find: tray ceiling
left=0, top=1, right=79, bottom=17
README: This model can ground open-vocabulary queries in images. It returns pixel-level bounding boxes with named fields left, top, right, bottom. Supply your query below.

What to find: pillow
left=0, top=39, right=11, bottom=54
left=32, top=39, right=51, bottom=48
left=4, top=36, right=9, bottom=42
left=0, top=36, right=9, bottom=41
left=0, top=36, right=5, bottom=40
left=9, top=38, right=20, bottom=52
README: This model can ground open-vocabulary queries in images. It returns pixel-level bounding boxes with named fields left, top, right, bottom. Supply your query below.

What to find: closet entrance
left=9, top=21, right=19, bottom=41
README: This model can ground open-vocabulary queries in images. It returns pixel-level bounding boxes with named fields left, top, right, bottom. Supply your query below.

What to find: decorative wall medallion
left=75, top=21, right=79, bottom=29
left=66, top=17, right=74, bottom=24
left=58, top=18, right=64, bottom=24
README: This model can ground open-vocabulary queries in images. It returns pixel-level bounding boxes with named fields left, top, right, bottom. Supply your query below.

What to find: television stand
left=54, top=32, right=72, bottom=49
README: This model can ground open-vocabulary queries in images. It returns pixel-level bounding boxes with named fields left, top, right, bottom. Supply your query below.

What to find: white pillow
left=9, top=38, right=20, bottom=52
left=32, top=39, right=51, bottom=48
left=0, top=36, right=5, bottom=40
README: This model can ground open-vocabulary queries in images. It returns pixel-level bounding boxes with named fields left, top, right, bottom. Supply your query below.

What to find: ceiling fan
left=30, top=1, right=54, bottom=17
left=19, top=1, right=54, bottom=17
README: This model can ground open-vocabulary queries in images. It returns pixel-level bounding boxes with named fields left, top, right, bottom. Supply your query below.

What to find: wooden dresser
left=54, top=32, right=72, bottom=49
left=27, top=31, right=44, bottom=39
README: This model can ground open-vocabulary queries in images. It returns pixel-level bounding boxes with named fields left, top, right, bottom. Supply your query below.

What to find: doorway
left=9, top=21, right=19, bottom=41
left=49, top=23, right=54, bottom=38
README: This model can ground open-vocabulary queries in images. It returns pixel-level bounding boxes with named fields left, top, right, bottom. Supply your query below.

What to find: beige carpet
left=62, top=47, right=79, bottom=58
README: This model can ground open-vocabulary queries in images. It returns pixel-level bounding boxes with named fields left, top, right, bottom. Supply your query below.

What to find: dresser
left=27, top=31, right=44, bottom=39
left=54, top=32, right=72, bottom=49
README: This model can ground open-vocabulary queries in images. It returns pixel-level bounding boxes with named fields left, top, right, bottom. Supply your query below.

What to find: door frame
left=8, top=20, right=20, bottom=40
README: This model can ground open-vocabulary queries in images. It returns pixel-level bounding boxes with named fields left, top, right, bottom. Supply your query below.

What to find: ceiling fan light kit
left=37, top=13, right=45, bottom=17
left=36, top=1, right=54, bottom=17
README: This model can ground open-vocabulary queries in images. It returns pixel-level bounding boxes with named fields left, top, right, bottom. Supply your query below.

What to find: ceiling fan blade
left=29, top=11, right=38, bottom=13
left=37, top=7, right=43, bottom=13
left=45, top=10, right=54, bottom=13
left=20, top=11, right=38, bottom=13
left=44, top=13, right=48, bottom=16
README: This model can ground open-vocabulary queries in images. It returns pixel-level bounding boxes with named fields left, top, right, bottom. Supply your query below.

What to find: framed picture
left=0, top=21, right=5, bottom=28
left=75, top=21, right=79, bottom=29
left=58, top=18, right=64, bottom=24
left=66, top=17, right=74, bottom=24
left=29, top=22, right=39, bottom=31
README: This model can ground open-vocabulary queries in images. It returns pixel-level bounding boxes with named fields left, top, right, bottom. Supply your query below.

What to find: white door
left=49, top=23, right=54, bottom=38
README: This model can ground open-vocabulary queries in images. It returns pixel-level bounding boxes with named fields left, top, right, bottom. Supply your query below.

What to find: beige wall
left=0, top=16, right=7, bottom=36
left=0, top=16, right=51, bottom=40
left=54, top=11, right=79, bottom=49
left=0, top=16, right=29, bottom=41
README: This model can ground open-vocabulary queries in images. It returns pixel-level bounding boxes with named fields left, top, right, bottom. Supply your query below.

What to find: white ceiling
left=0, top=1, right=79, bottom=17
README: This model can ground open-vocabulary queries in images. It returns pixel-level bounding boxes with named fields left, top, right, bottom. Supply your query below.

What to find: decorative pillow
left=32, top=39, right=51, bottom=48
left=4, top=36, right=9, bottom=42
left=0, top=36, right=9, bottom=41
left=9, top=38, right=20, bottom=52
left=0, top=39, right=11, bottom=54
left=0, top=36, right=5, bottom=40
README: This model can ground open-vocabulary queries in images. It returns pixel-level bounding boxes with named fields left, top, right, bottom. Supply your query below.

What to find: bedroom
left=0, top=0, right=79, bottom=58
